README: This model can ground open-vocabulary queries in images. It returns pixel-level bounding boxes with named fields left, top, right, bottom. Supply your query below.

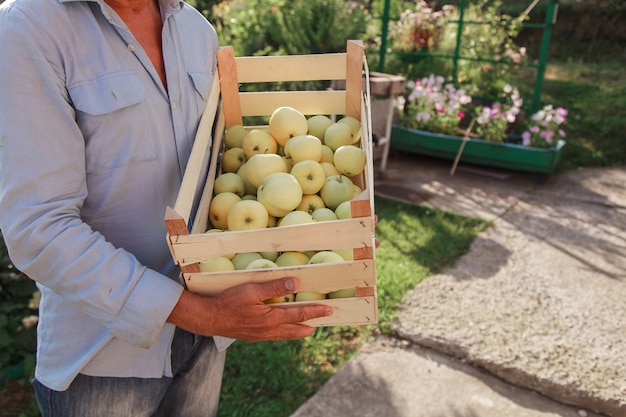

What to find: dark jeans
left=33, top=328, right=227, bottom=417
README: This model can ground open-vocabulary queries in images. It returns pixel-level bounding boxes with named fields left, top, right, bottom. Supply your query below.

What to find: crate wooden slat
left=165, top=40, right=377, bottom=327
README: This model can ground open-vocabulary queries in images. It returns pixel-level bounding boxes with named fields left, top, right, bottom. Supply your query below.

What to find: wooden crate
left=164, top=40, right=377, bottom=327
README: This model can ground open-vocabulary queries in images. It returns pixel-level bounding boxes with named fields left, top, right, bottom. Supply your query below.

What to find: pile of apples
left=201, top=106, right=368, bottom=302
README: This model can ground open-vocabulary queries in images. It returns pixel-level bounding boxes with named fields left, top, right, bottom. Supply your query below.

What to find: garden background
left=1, top=0, right=624, bottom=416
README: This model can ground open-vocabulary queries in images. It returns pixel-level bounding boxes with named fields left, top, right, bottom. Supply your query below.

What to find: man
left=0, top=0, right=332, bottom=415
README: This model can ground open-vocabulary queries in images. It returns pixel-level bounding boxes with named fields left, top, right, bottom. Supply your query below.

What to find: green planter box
left=390, top=125, right=566, bottom=174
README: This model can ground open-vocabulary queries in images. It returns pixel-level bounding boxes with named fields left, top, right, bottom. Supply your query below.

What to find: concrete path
left=291, top=152, right=626, bottom=417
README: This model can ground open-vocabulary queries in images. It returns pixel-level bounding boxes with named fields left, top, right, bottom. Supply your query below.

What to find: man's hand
left=167, top=278, right=333, bottom=342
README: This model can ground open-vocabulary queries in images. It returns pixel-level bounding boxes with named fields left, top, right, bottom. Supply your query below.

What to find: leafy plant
left=521, top=104, right=568, bottom=148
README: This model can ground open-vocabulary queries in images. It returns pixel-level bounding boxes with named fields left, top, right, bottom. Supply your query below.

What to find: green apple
left=237, top=163, right=259, bottom=196
left=311, top=207, right=338, bottom=222
left=269, top=106, right=309, bottom=147
left=260, top=251, right=279, bottom=262
left=231, top=252, right=263, bottom=270
left=278, top=210, right=315, bottom=227
left=290, top=160, right=326, bottom=195
left=323, top=122, right=353, bottom=151
left=327, top=287, right=356, bottom=299
left=224, top=124, right=248, bottom=149
left=245, top=259, right=278, bottom=269
left=295, top=291, right=327, bottom=302
left=199, top=256, right=235, bottom=272
left=264, top=294, right=296, bottom=304
left=213, top=172, right=245, bottom=196
left=221, top=147, right=246, bottom=173
left=320, top=161, right=340, bottom=178
left=256, top=172, right=303, bottom=217
left=332, top=248, right=354, bottom=261
left=337, top=116, right=362, bottom=144
left=333, top=145, right=367, bottom=177
left=296, top=194, right=326, bottom=214
left=320, top=145, right=335, bottom=163
left=308, top=250, right=346, bottom=264
left=208, top=192, right=241, bottom=230
left=352, top=184, right=363, bottom=198
left=334, top=200, right=352, bottom=220
left=307, top=115, right=334, bottom=140
left=284, top=134, right=323, bottom=163
left=245, top=153, right=289, bottom=189
left=227, top=199, right=269, bottom=231
left=320, top=175, right=354, bottom=210
left=242, top=129, right=278, bottom=159
left=275, top=251, right=310, bottom=267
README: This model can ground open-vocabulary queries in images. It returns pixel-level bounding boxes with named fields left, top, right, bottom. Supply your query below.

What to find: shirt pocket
left=188, top=70, right=213, bottom=102
left=68, top=71, right=157, bottom=172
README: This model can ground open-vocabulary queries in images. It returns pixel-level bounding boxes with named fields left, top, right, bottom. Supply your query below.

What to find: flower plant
left=387, top=1, right=454, bottom=52
left=522, top=105, right=568, bottom=148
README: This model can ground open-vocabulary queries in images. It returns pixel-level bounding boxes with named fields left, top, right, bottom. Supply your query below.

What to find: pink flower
left=522, top=131, right=531, bottom=146
left=457, top=111, right=465, bottom=119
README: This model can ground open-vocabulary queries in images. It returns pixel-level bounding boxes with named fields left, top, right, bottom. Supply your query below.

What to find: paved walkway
left=291, top=152, right=626, bottom=417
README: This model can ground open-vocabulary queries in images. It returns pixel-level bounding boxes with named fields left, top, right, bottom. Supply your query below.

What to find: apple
left=213, top=172, right=245, bottom=196
left=227, top=199, right=269, bottom=231
left=296, top=194, right=326, bottom=214
left=269, top=106, right=309, bottom=147
left=237, top=163, right=259, bottom=196
left=332, top=248, right=354, bottom=261
left=295, top=291, right=327, bottom=302
left=334, top=200, right=352, bottom=220
left=242, top=129, right=278, bottom=159
left=278, top=210, right=315, bottom=227
left=231, top=252, right=263, bottom=270
left=245, top=259, right=278, bottom=269
left=245, top=153, right=289, bottom=189
left=323, top=122, right=352, bottom=151
left=352, top=184, right=363, bottom=198
left=320, top=174, right=354, bottom=210
left=199, top=256, right=235, bottom=272
left=307, top=115, right=334, bottom=140
left=290, top=160, right=326, bottom=195
left=284, top=134, right=323, bottom=163
left=256, top=172, right=303, bottom=217
left=224, top=124, right=248, bottom=149
left=311, top=207, right=338, bottom=222
left=275, top=251, right=310, bottom=267
left=260, top=251, right=279, bottom=262
left=264, top=294, right=295, bottom=304
left=327, top=288, right=356, bottom=299
left=221, top=147, right=246, bottom=173
left=320, top=161, right=340, bottom=178
left=208, top=192, right=241, bottom=230
left=320, top=145, right=334, bottom=164
left=309, top=250, right=346, bottom=264
left=337, top=116, right=362, bottom=144
left=333, top=145, right=367, bottom=177
left=267, top=216, right=278, bottom=228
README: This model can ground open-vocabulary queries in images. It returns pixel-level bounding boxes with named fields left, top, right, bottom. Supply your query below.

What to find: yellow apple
left=208, top=192, right=241, bottom=230
left=320, top=161, right=340, bottom=178
left=267, top=216, right=278, bottom=228
left=309, top=250, right=346, bottom=264
left=269, top=106, right=309, bottom=147
left=237, top=163, right=259, bottom=196
left=323, top=122, right=353, bottom=151
left=242, top=129, right=278, bottom=159
left=199, top=256, right=236, bottom=272
left=278, top=210, right=315, bottom=227
left=311, top=207, right=338, bottom=222
left=337, top=116, right=362, bottom=144
left=264, top=294, right=296, bottom=304
left=245, top=153, right=289, bottom=189
left=296, top=194, right=326, bottom=214
left=245, top=259, right=278, bottom=269
left=227, top=199, right=269, bottom=231
left=224, top=124, right=248, bottom=149
left=213, top=172, right=245, bottom=196
left=241, top=194, right=256, bottom=201
left=290, top=160, right=326, bottom=195
left=231, top=252, right=263, bottom=270
left=334, top=200, right=352, bottom=220
left=333, top=145, right=367, bottom=177
left=256, top=172, right=303, bottom=217
left=327, top=288, right=356, bottom=299
left=332, top=248, right=354, bottom=261
left=352, top=184, right=363, bottom=198
left=284, top=134, right=323, bottom=163
left=320, top=174, right=354, bottom=210
left=221, top=147, right=246, bottom=173
left=260, top=251, right=279, bottom=262
left=320, top=145, right=334, bottom=163
left=275, top=251, right=311, bottom=267
left=307, top=115, right=334, bottom=140
left=295, top=291, right=327, bottom=302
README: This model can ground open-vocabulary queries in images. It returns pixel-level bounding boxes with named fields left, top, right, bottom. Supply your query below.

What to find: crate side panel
left=239, top=91, right=347, bottom=117
left=298, top=296, right=378, bottom=326
left=235, top=54, right=347, bottom=83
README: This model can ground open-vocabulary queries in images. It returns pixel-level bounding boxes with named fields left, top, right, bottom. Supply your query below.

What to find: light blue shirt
left=0, top=0, right=219, bottom=391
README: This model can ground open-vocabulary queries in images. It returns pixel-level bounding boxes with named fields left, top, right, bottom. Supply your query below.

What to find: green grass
left=217, top=196, right=489, bottom=417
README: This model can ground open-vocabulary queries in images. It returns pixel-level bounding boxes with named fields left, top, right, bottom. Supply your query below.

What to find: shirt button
left=171, top=101, right=178, bottom=109
left=127, top=44, right=135, bottom=52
